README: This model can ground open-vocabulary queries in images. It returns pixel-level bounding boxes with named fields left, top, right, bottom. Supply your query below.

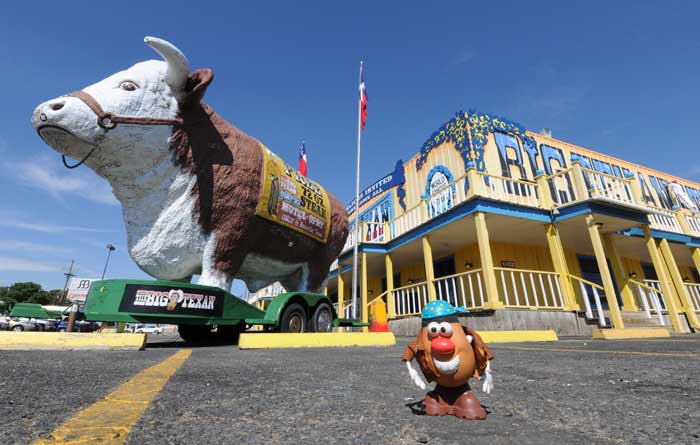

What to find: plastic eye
left=427, top=322, right=440, bottom=338
left=439, top=322, right=453, bottom=336
left=120, top=81, right=138, bottom=91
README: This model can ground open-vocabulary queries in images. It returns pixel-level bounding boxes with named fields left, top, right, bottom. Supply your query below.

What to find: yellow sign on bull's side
left=257, top=145, right=331, bottom=243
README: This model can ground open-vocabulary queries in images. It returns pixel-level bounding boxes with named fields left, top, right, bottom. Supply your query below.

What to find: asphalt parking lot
left=2, top=336, right=700, bottom=445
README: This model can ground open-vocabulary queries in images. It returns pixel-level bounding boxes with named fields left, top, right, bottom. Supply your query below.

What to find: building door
left=433, top=255, right=456, bottom=303
left=577, top=255, right=622, bottom=308
left=641, top=262, right=658, bottom=280
left=381, top=273, right=401, bottom=294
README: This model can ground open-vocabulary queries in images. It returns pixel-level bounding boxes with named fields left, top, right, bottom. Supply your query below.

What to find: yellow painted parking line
left=491, top=345, right=700, bottom=358
left=33, top=349, right=192, bottom=445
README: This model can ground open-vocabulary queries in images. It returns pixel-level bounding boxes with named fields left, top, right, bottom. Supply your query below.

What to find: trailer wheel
left=310, top=302, right=333, bottom=333
left=279, top=303, right=306, bottom=333
left=178, top=325, right=214, bottom=344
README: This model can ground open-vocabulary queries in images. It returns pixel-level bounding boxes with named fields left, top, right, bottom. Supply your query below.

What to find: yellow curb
left=238, top=332, right=396, bottom=349
left=477, top=330, right=559, bottom=343
left=33, top=349, right=191, bottom=445
left=0, top=332, right=146, bottom=350
left=591, top=328, right=670, bottom=339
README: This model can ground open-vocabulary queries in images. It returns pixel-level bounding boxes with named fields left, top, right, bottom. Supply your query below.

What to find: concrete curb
left=478, top=330, right=559, bottom=343
left=591, top=328, right=670, bottom=339
left=238, top=332, right=396, bottom=349
left=0, top=332, right=147, bottom=350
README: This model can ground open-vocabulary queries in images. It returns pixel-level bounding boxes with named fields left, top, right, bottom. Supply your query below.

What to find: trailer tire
left=178, top=325, right=213, bottom=344
left=310, top=302, right=333, bottom=333
left=279, top=303, right=307, bottom=333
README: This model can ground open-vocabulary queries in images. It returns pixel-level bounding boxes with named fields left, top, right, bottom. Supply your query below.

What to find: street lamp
left=101, top=244, right=116, bottom=280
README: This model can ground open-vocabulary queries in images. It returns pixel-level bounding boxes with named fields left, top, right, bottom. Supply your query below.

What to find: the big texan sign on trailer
left=32, top=36, right=348, bottom=294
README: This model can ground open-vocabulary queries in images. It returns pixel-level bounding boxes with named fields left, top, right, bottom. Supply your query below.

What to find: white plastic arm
left=405, top=360, right=427, bottom=390
left=481, top=360, right=494, bottom=394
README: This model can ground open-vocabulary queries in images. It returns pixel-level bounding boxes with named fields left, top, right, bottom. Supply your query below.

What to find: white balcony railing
left=481, top=174, right=539, bottom=207
left=648, top=207, right=684, bottom=234
left=549, top=168, right=576, bottom=205
left=391, top=281, right=430, bottom=317
left=584, top=168, right=634, bottom=205
left=432, top=269, right=485, bottom=310
left=497, top=268, right=565, bottom=309
left=630, top=278, right=666, bottom=325
left=569, top=274, right=607, bottom=327
left=683, top=282, right=700, bottom=312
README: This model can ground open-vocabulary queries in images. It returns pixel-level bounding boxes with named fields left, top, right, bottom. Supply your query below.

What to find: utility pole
left=60, top=260, right=75, bottom=305
left=101, top=244, right=116, bottom=280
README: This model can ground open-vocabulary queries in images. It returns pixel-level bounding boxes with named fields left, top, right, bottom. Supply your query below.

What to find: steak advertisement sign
left=119, top=284, right=225, bottom=317
left=256, top=144, right=331, bottom=243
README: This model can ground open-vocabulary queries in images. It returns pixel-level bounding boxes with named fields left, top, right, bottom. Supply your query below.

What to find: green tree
left=0, top=282, right=60, bottom=306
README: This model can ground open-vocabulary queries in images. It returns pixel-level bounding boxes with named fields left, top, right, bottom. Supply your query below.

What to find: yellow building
left=326, top=109, right=700, bottom=337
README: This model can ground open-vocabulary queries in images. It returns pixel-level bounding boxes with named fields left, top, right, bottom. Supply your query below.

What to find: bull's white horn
left=144, top=36, right=190, bottom=90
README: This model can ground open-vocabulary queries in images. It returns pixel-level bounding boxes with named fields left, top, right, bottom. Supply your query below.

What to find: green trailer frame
left=83, top=279, right=365, bottom=342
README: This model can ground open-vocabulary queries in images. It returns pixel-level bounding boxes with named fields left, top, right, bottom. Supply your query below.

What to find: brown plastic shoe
left=423, top=391, right=449, bottom=416
left=452, top=390, right=487, bottom=420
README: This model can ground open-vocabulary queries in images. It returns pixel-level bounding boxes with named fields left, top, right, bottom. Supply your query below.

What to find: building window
left=422, top=165, right=455, bottom=218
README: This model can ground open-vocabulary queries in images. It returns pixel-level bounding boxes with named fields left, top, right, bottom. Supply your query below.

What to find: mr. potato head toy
left=402, top=300, right=494, bottom=420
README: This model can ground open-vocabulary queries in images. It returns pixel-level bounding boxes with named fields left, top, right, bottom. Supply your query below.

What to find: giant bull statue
left=32, top=36, right=348, bottom=293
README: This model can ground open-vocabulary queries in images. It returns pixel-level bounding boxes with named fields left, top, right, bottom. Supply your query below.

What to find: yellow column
left=674, top=208, right=692, bottom=235
left=585, top=214, right=624, bottom=329
left=691, top=247, right=700, bottom=273
left=422, top=236, right=437, bottom=301
left=603, top=233, right=639, bottom=312
left=643, top=225, right=684, bottom=333
left=627, top=173, right=643, bottom=206
left=385, top=253, right=396, bottom=319
left=466, top=163, right=483, bottom=196
left=474, top=212, right=504, bottom=309
left=658, top=239, right=700, bottom=329
left=361, top=252, right=369, bottom=332
left=545, top=224, right=579, bottom=310
left=536, top=171, right=553, bottom=209
left=571, top=161, right=589, bottom=200
left=336, top=271, right=345, bottom=332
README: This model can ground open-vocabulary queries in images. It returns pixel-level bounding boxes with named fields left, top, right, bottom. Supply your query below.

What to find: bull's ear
left=180, top=68, right=214, bottom=108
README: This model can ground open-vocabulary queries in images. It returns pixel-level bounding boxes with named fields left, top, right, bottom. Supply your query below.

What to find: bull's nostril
left=50, top=102, right=64, bottom=111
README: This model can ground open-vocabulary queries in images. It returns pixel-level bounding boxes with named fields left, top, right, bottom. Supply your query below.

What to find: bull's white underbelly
left=236, top=253, right=308, bottom=293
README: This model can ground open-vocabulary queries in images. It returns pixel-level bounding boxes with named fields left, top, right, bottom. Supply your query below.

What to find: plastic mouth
left=432, top=354, right=460, bottom=375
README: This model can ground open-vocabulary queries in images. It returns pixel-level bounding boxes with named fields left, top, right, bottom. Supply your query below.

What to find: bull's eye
left=119, top=81, right=138, bottom=91
left=439, top=322, right=453, bottom=337
left=427, top=322, right=440, bottom=338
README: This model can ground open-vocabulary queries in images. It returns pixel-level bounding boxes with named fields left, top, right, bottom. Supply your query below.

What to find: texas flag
left=360, top=64, right=368, bottom=130
left=298, top=142, right=307, bottom=177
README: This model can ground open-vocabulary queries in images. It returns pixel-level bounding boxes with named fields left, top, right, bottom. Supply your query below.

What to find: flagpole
left=351, top=60, right=363, bottom=320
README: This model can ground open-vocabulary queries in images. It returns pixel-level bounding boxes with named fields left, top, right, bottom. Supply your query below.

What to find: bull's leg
left=305, top=261, right=330, bottom=293
left=197, top=233, right=235, bottom=291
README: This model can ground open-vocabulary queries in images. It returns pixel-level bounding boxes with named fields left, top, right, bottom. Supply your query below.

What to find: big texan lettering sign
left=118, top=284, right=225, bottom=317
left=256, top=145, right=331, bottom=243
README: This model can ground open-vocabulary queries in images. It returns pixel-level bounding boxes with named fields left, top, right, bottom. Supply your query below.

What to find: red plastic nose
left=430, top=336, right=455, bottom=355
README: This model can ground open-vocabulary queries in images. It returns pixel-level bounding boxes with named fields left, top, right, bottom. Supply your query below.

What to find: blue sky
left=1, top=1, right=699, bottom=292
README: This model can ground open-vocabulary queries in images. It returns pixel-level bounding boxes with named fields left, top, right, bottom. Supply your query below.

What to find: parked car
left=34, top=318, right=59, bottom=331
left=57, top=320, right=99, bottom=333
left=133, top=324, right=163, bottom=334
left=8, top=317, right=37, bottom=332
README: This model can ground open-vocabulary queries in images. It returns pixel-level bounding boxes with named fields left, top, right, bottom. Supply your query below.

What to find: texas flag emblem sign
left=298, top=142, right=307, bottom=177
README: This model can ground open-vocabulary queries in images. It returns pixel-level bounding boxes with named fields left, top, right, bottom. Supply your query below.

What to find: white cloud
left=0, top=218, right=108, bottom=234
left=0, top=240, right=72, bottom=255
left=452, top=48, right=475, bottom=66
left=0, top=256, right=62, bottom=273
left=13, top=156, right=118, bottom=206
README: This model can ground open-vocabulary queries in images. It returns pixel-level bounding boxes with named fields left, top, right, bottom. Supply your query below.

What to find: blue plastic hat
left=421, top=300, right=469, bottom=320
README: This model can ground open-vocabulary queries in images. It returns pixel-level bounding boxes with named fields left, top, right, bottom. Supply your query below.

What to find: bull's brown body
left=170, top=70, right=348, bottom=291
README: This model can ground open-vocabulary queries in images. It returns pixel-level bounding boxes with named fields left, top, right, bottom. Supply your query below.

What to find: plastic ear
left=180, top=68, right=214, bottom=108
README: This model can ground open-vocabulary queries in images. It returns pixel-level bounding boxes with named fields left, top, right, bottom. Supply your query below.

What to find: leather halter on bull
left=59, top=90, right=184, bottom=169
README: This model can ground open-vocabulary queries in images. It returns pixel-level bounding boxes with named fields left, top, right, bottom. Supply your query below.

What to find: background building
left=326, top=109, right=700, bottom=336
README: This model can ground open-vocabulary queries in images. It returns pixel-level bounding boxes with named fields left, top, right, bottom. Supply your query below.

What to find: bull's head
left=32, top=37, right=211, bottom=186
